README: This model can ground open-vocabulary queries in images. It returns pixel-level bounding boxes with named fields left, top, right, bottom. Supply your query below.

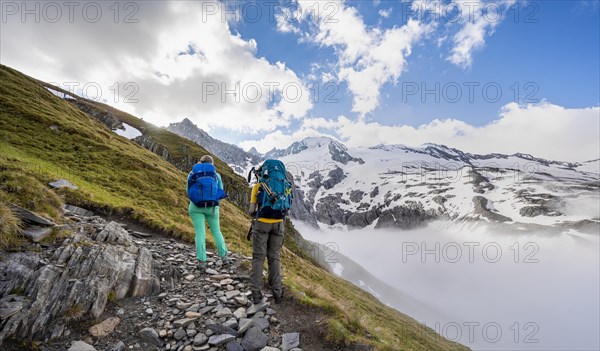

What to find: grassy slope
left=0, top=65, right=468, bottom=351
left=32, top=82, right=250, bottom=210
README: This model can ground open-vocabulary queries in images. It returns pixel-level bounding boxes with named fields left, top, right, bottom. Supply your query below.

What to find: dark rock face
left=370, top=186, right=379, bottom=198
left=328, top=142, right=364, bottom=165
left=374, top=201, right=434, bottom=229
left=468, top=168, right=495, bottom=194
left=67, top=99, right=124, bottom=130
left=133, top=135, right=170, bottom=160
left=346, top=207, right=381, bottom=229
left=322, top=167, right=346, bottom=190
left=289, top=188, right=318, bottom=227
left=472, top=196, right=512, bottom=222
left=349, top=190, right=365, bottom=203
left=383, top=192, right=402, bottom=206
left=519, top=206, right=561, bottom=217
left=315, top=194, right=350, bottom=225
left=432, top=195, right=447, bottom=205
left=306, top=171, right=323, bottom=204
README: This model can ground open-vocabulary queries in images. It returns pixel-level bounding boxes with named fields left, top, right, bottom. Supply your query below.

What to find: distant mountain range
left=166, top=119, right=600, bottom=233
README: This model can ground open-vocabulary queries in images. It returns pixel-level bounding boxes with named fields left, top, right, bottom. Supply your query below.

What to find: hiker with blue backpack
left=187, top=155, right=229, bottom=270
left=246, top=159, right=293, bottom=304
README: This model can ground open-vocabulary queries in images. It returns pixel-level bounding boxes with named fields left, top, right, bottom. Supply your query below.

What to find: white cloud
left=410, top=0, right=517, bottom=68
left=335, top=102, right=600, bottom=161
left=379, top=8, right=392, bottom=18
left=244, top=103, right=600, bottom=162
left=277, top=1, right=431, bottom=117
left=447, top=0, right=517, bottom=68
left=0, top=1, right=312, bottom=132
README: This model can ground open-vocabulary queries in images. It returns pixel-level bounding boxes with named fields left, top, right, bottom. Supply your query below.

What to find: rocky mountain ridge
left=166, top=119, right=262, bottom=175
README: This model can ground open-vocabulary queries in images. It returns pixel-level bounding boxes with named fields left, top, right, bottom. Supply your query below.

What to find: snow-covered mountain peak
left=270, top=137, right=364, bottom=166
left=299, top=136, right=337, bottom=148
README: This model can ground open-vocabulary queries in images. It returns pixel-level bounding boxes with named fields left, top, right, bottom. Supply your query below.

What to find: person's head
left=200, top=155, right=214, bottom=164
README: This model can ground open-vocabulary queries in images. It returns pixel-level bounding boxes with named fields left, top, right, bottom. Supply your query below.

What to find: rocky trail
left=0, top=205, right=333, bottom=351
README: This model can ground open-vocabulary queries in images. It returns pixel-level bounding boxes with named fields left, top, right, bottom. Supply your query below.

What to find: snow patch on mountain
left=280, top=137, right=599, bottom=232
left=114, top=123, right=142, bottom=139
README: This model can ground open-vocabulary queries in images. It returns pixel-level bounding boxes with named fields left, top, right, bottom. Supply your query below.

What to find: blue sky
left=2, top=0, right=598, bottom=160
left=228, top=0, right=599, bottom=131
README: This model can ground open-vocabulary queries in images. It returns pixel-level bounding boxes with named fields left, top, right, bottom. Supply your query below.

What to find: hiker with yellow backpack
left=247, top=159, right=293, bottom=305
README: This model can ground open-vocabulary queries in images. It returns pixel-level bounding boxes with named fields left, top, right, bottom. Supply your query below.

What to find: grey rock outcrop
left=63, top=204, right=94, bottom=217
left=349, top=190, right=365, bottom=203
left=346, top=207, right=381, bottom=229
left=472, top=196, right=512, bottom=222
left=328, top=141, right=364, bottom=165
left=519, top=205, right=561, bottom=217
left=315, top=194, right=349, bottom=225
left=375, top=201, right=435, bottom=229
left=289, top=188, right=318, bottom=227
left=322, top=167, right=346, bottom=190
left=133, top=134, right=170, bottom=160
left=0, top=217, right=176, bottom=344
left=49, top=179, right=78, bottom=190
left=8, top=203, right=55, bottom=226
left=68, top=99, right=124, bottom=130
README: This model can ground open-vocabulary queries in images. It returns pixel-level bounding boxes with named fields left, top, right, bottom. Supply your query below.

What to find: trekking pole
left=247, top=167, right=260, bottom=241
left=246, top=218, right=256, bottom=241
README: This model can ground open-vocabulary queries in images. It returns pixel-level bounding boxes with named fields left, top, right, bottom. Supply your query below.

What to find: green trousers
left=188, top=202, right=227, bottom=261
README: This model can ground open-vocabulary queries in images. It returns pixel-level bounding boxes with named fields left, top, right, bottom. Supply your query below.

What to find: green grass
left=0, top=201, right=23, bottom=250
left=0, top=64, right=469, bottom=350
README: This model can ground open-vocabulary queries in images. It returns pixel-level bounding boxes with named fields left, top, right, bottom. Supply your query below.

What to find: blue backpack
left=257, top=159, right=293, bottom=216
left=187, top=163, right=227, bottom=207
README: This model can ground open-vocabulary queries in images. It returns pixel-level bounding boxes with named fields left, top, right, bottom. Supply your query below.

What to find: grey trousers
left=250, top=220, right=285, bottom=293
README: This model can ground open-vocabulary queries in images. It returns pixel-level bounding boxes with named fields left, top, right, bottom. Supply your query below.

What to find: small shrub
left=107, top=290, right=117, bottom=303
left=326, top=319, right=350, bottom=348
left=40, top=228, right=72, bottom=245
left=65, top=304, right=83, bottom=319
left=10, top=286, right=25, bottom=295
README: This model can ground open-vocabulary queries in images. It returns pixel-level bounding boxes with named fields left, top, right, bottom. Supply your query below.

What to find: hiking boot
left=273, top=288, right=283, bottom=304
left=198, top=261, right=207, bottom=271
left=221, top=255, right=231, bottom=265
left=251, top=290, right=263, bottom=304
